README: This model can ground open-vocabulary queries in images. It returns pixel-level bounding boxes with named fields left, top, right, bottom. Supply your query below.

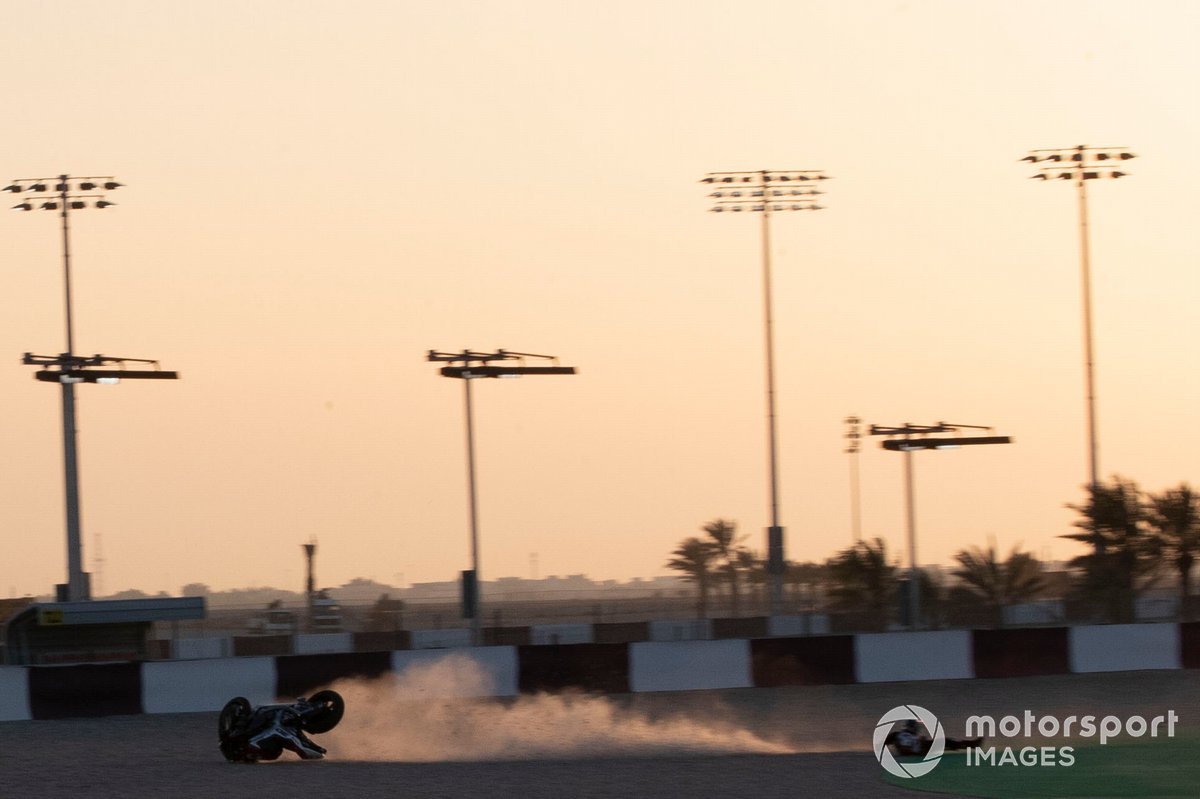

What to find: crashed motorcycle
left=218, top=690, right=345, bottom=763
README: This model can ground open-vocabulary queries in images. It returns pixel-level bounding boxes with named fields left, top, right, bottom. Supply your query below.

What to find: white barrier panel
left=143, top=656, right=277, bottom=714
left=630, top=640, right=752, bottom=693
left=410, top=628, right=472, bottom=650
left=648, top=619, right=712, bottom=642
left=1069, top=623, right=1181, bottom=673
left=531, top=624, right=593, bottom=645
left=391, top=646, right=519, bottom=698
left=0, top=667, right=30, bottom=721
left=855, top=630, right=973, bottom=683
left=294, top=633, right=354, bottom=655
left=171, top=637, right=231, bottom=660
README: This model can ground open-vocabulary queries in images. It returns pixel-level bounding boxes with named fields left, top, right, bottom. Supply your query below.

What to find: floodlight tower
left=427, top=349, right=576, bottom=645
left=869, top=422, right=1012, bottom=629
left=8, top=174, right=179, bottom=602
left=701, top=169, right=829, bottom=615
left=1020, top=146, right=1135, bottom=497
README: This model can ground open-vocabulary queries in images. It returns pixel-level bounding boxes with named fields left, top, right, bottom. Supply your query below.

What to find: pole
left=904, top=446, right=919, bottom=629
left=58, top=174, right=88, bottom=601
left=60, top=175, right=75, bottom=357
left=62, top=381, right=86, bottom=601
left=849, top=447, right=862, bottom=542
left=705, top=170, right=827, bottom=618
left=760, top=174, right=784, bottom=616
left=1076, top=152, right=1100, bottom=494
left=462, top=371, right=482, bottom=645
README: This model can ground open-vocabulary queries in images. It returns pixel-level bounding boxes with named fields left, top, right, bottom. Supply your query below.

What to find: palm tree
left=666, top=537, right=718, bottom=618
left=732, top=548, right=763, bottom=613
left=702, top=518, right=749, bottom=616
left=1063, top=477, right=1161, bottom=622
left=827, top=537, right=897, bottom=626
left=1146, top=483, right=1200, bottom=618
left=785, top=561, right=827, bottom=613
left=952, top=543, right=1046, bottom=627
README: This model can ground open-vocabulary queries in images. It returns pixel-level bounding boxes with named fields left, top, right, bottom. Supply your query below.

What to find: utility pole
left=869, top=422, right=1012, bottom=628
left=427, top=349, right=576, bottom=644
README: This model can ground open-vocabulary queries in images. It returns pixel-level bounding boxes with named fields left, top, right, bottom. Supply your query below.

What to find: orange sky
left=1, top=0, right=1197, bottom=596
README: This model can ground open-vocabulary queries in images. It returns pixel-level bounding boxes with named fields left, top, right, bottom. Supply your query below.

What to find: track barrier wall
left=854, top=630, right=973, bottom=683
left=750, top=635, right=856, bottom=687
left=143, top=656, right=276, bottom=714
left=1181, top=622, right=1200, bottom=669
left=0, top=666, right=30, bottom=721
left=630, top=639, right=752, bottom=692
left=972, top=627, right=1070, bottom=678
left=4, top=622, right=1198, bottom=721
left=391, top=646, right=519, bottom=698
left=1069, top=623, right=1181, bottom=673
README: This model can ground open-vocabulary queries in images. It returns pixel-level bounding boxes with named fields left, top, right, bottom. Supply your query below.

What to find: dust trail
left=320, top=655, right=793, bottom=761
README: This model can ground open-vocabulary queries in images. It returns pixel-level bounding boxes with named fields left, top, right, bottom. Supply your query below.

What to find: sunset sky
left=1, top=0, right=1197, bottom=597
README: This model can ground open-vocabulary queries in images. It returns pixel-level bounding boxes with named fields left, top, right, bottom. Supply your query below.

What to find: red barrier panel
left=972, top=627, right=1070, bottom=678
left=1177, top=622, right=1200, bottom=669
left=712, top=617, right=769, bottom=640
left=28, top=662, right=142, bottom=720
left=750, top=635, right=856, bottom=686
left=517, top=643, right=631, bottom=694
left=593, top=622, right=649, bottom=643
left=353, top=630, right=411, bottom=652
left=275, top=651, right=393, bottom=699
left=232, top=635, right=291, bottom=657
left=483, top=626, right=531, bottom=646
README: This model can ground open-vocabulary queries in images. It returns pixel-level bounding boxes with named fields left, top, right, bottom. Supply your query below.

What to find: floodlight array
left=701, top=169, right=830, bottom=213
left=6, top=176, right=121, bottom=211
left=1022, top=146, right=1135, bottom=181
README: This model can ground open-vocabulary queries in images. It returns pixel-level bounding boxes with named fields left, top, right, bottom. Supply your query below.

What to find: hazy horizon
left=2, top=1, right=1197, bottom=598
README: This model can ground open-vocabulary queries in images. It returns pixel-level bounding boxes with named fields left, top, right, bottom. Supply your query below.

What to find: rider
left=885, top=719, right=983, bottom=757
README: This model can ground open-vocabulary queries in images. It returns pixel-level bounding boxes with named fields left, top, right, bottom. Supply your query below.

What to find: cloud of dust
left=320, top=655, right=793, bottom=762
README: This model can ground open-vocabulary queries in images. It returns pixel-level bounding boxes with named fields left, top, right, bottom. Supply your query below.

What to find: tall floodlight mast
left=1020, top=146, right=1135, bottom=498
left=8, top=174, right=179, bottom=601
left=701, top=168, right=829, bottom=615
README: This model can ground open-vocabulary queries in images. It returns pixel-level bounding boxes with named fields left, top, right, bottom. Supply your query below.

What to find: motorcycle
left=218, top=690, right=345, bottom=763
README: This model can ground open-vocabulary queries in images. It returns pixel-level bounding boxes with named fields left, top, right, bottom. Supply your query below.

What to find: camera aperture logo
left=874, top=705, right=945, bottom=778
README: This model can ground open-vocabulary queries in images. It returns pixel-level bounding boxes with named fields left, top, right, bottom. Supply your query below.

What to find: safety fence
left=3, top=621, right=1199, bottom=722
left=148, top=615, right=830, bottom=660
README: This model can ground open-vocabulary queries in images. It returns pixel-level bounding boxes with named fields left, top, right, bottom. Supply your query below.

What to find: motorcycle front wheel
left=301, top=689, right=345, bottom=734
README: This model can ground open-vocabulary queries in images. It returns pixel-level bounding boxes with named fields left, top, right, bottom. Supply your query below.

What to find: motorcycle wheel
left=218, top=696, right=253, bottom=762
left=301, top=689, right=345, bottom=734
